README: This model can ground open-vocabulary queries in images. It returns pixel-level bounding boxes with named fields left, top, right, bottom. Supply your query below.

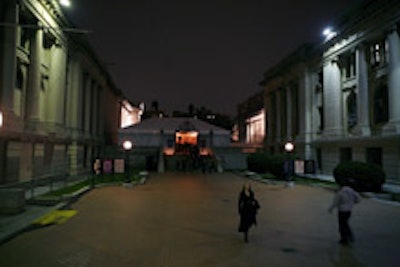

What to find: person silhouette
left=238, top=184, right=260, bottom=243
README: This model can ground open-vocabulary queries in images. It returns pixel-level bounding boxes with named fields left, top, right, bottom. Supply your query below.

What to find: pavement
left=0, top=172, right=399, bottom=266
left=0, top=172, right=399, bottom=246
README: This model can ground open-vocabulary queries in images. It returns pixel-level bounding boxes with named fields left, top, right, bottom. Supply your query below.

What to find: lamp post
left=284, top=141, right=295, bottom=187
left=122, top=140, right=133, bottom=185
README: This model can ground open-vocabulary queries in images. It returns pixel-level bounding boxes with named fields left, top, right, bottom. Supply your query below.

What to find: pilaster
left=356, top=43, right=371, bottom=136
left=323, top=58, right=343, bottom=137
left=26, top=22, right=42, bottom=122
left=386, top=26, right=400, bottom=134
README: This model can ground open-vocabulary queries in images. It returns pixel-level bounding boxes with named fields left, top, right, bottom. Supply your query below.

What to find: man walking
left=328, top=181, right=361, bottom=245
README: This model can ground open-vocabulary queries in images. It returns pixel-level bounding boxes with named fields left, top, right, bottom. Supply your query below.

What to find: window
left=340, top=147, right=352, bottom=163
left=343, top=52, right=356, bottom=78
left=370, top=39, right=389, bottom=68
left=346, top=90, right=357, bottom=129
left=318, top=70, right=323, bottom=91
left=373, top=82, right=389, bottom=124
left=318, top=106, right=324, bottom=132
left=366, top=147, right=382, bottom=167
left=15, top=67, right=23, bottom=89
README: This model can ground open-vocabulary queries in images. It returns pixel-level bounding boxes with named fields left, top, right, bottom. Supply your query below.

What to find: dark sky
left=64, top=0, right=363, bottom=116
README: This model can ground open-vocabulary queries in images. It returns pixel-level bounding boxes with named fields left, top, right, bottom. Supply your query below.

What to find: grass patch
left=260, top=173, right=277, bottom=180
left=41, top=169, right=142, bottom=198
left=257, top=172, right=336, bottom=187
left=294, top=176, right=336, bottom=187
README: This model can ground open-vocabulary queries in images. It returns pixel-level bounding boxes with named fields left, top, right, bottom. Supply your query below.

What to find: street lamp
left=284, top=141, right=295, bottom=187
left=284, top=142, right=294, bottom=153
left=122, top=140, right=133, bottom=185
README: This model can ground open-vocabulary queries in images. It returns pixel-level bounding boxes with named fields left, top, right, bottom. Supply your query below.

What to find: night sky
left=64, top=0, right=363, bottom=116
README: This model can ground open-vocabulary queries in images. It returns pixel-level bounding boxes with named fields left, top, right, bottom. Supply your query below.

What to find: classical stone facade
left=0, top=0, right=123, bottom=184
left=259, top=0, right=400, bottom=182
left=237, top=90, right=265, bottom=146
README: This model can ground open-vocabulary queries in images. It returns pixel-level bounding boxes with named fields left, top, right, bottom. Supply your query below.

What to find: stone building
left=259, top=0, right=400, bottom=182
left=237, top=90, right=265, bottom=147
left=0, top=0, right=124, bottom=185
left=118, top=117, right=234, bottom=171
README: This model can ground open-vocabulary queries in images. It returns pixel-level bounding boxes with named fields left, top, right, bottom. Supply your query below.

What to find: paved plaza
left=0, top=172, right=399, bottom=267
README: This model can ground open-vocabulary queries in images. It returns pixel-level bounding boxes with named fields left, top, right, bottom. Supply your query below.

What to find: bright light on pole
left=123, top=140, right=133, bottom=151
left=284, top=142, right=294, bottom=153
left=122, top=140, right=133, bottom=185
left=284, top=141, right=295, bottom=187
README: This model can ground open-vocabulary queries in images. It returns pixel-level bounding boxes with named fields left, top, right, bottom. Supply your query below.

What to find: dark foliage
left=247, top=153, right=297, bottom=179
left=333, top=161, right=386, bottom=192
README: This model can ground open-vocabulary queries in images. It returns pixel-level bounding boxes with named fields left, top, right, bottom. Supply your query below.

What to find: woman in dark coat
left=238, top=184, right=260, bottom=242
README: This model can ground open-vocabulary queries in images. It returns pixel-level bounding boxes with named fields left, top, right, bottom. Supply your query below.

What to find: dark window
left=373, top=83, right=389, bottom=124
left=16, top=68, right=23, bottom=89
left=343, top=52, right=356, bottom=78
left=318, top=106, right=324, bottom=131
left=347, top=91, right=357, bottom=129
left=340, top=147, right=352, bottom=163
left=366, top=147, right=382, bottom=167
left=370, top=39, right=388, bottom=68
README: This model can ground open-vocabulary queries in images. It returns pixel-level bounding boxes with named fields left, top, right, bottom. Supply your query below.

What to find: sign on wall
left=114, top=159, right=125, bottom=173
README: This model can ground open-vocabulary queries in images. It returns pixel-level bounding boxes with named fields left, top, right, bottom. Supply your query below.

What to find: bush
left=247, top=153, right=270, bottom=173
left=266, top=153, right=298, bottom=179
left=333, top=161, right=386, bottom=192
left=247, top=153, right=297, bottom=179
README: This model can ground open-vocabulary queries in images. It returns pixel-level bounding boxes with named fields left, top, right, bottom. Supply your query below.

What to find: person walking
left=328, top=181, right=361, bottom=245
left=238, top=184, right=260, bottom=243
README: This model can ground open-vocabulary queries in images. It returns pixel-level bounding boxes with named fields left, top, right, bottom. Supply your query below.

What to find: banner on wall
left=102, top=160, right=113, bottom=174
left=294, top=160, right=304, bottom=175
left=114, top=159, right=125, bottom=173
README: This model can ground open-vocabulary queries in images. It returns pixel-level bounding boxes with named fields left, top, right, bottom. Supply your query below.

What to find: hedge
left=247, top=152, right=297, bottom=179
left=333, top=161, right=386, bottom=192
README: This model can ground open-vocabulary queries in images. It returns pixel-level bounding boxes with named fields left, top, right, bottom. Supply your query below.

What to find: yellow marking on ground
left=33, top=210, right=77, bottom=226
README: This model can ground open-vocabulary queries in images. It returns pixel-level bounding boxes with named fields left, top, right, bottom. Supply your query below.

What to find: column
left=83, top=77, right=91, bottom=133
left=27, top=22, right=42, bottom=121
left=266, top=91, right=274, bottom=147
left=48, top=43, right=67, bottom=126
left=91, top=85, right=98, bottom=136
left=356, top=44, right=371, bottom=136
left=97, top=87, right=104, bottom=136
left=275, top=89, right=282, bottom=143
left=387, top=27, right=400, bottom=133
left=0, top=3, right=18, bottom=119
left=286, top=85, right=292, bottom=140
left=323, top=58, right=343, bottom=137
left=301, top=69, right=313, bottom=159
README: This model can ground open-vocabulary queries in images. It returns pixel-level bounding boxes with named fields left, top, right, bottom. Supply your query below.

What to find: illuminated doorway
left=175, top=131, right=198, bottom=155
left=176, top=131, right=198, bottom=146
